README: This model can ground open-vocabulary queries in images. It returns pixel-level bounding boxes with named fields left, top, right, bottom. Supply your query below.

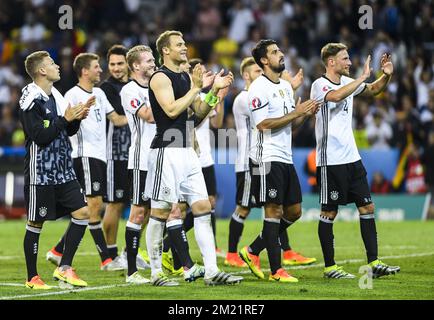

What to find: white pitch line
left=1, top=251, right=434, bottom=300
left=0, top=246, right=418, bottom=261
left=228, top=251, right=434, bottom=275
left=0, top=283, right=132, bottom=300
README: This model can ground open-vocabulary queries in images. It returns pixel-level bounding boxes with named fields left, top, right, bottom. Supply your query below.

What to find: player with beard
left=238, top=39, right=320, bottom=283
left=311, top=43, right=400, bottom=278
left=227, top=58, right=316, bottom=268
left=99, top=45, right=130, bottom=265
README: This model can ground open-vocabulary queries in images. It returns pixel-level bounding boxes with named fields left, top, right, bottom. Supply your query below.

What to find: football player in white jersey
left=226, top=57, right=316, bottom=268
left=120, top=45, right=158, bottom=284
left=238, top=39, right=320, bottom=283
left=47, top=53, right=127, bottom=272
left=122, top=45, right=201, bottom=284
left=311, top=42, right=400, bottom=279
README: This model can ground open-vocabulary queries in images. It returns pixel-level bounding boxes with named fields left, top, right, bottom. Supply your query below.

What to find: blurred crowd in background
left=0, top=0, right=433, bottom=194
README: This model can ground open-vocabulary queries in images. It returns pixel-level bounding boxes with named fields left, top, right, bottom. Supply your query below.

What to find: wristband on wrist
left=204, top=90, right=220, bottom=108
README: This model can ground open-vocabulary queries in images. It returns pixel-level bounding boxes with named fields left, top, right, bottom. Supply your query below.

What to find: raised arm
left=358, top=53, right=393, bottom=97
left=326, top=55, right=372, bottom=102
left=281, top=69, right=304, bottom=92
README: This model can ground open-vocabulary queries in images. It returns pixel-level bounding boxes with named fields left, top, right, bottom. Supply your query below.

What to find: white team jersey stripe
left=133, top=169, right=140, bottom=204
left=82, top=157, right=92, bottom=195
left=107, top=160, right=114, bottom=202
left=152, top=149, right=164, bottom=199
left=30, top=142, right=37, bottom=185
left=132, top=115, right=141, bottom=170
left=77, top=128, right=83, bottom=158
left=241, top=171, right=251, bottom=207
left=259, top=162, right=266, bottom=203
left=29, top=185, right=36, bottom=221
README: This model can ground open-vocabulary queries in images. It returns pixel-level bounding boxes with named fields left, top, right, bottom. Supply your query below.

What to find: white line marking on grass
left=0, top=246, right=420, bottom=261
left=230, top=251, right=434, bottom=275
left=0, top=283, right=131, bottom=300
left=1, top=251, right=434, bottom=299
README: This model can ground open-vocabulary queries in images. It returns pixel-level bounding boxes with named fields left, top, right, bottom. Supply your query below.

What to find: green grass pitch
left=1, top=219, right=433, bottom=300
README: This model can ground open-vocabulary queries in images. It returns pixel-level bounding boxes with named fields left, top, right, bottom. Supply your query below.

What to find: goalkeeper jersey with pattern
left=20, top=91, right=79, bottom=186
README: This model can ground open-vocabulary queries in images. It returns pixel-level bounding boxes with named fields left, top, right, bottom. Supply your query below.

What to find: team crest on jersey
left=285, top=89, right=291, bottom=97
left=268, top=189, right=277, bottom=199
left=322, top=85, right=332, bottom=92
left=330, top=191, right=339, bottom=201
left=162, top=187, right=171, bottom=196
left=279, top=89, right=285, bottom=98
left=93, top=182, right=100, bottom=191
left=116, top=189, right=124, bottom=199
left=39, top=207, right=48, bottom=217
left=130, top=98, right=141, bottom=109
left=251, top=97, right=261, bottom=109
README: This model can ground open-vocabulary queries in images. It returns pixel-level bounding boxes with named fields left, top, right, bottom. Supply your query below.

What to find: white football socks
left=146, top=217, right=165, bottom=277
left=194, top=213, right=218, bottom=277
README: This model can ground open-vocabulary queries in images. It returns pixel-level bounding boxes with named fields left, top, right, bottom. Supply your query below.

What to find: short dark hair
left=107, top=44, right=128, bottom=61
left=251, top=39, right=277, bottom=69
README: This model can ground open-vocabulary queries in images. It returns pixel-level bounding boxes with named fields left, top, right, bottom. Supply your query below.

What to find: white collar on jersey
left=19, top=82, right=68, bottom=115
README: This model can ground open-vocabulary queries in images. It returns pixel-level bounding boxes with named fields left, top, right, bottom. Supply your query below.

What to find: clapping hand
left=212, top=69, right=234, bottom=91
left=380, top=53, right=393, bottom=76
